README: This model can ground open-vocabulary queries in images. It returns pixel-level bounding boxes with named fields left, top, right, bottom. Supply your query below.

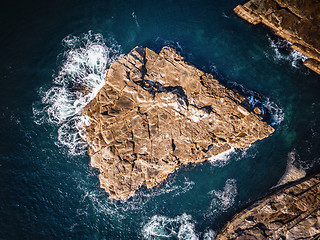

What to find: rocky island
left=82, top=46, right=274, bottom=199
left=216, top=174, right=320, bottom=239
left=234, top=0, right=320, bottom=75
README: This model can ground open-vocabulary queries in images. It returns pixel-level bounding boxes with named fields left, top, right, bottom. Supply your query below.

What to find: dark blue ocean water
left=1, top=0, right=320, bottom=239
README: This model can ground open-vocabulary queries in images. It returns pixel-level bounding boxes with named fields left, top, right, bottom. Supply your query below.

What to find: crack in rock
left=234, top=0, right=320, bottom=75
left=82, top=46, right=274, bottom=200
left=216, top=174, right=320, bottom=240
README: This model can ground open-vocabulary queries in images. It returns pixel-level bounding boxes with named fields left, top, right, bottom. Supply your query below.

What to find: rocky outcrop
left=82, top=46, right=274, bottom=199
left=216, top=174, right=320, bottom=239
left=234, top=0, right=320, bottom=75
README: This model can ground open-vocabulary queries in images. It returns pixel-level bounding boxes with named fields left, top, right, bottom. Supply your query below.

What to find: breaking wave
left=232, top=84, right=284, bottom=127
left=210, top=64, right=285, bottom=127
left=33, top=31, right=122, bottom=155
left=208, top=148, right=235, bottom=167
left=266, top=37, right=307, bottom=68
left=75, top=175, right=196, bottom=225
left=142, top=213, right=198, bottom=240
left=247, top=94, right=284, bottom=127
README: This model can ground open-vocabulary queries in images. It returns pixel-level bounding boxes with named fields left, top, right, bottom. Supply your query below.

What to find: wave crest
left=34, top=31, right=122, bottom=155
left=208, top=148, right=235, bottom=167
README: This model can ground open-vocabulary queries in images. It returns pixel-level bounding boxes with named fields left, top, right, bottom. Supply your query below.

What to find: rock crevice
left=216, top=174, right=320, bottom=239
left=82, top=46, right=274, bottom=199
left=234, top=0, right=320, bottom=75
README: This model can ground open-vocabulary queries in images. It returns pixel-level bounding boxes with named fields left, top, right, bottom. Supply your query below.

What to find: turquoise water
left=1, top=0, right=320, bottom=239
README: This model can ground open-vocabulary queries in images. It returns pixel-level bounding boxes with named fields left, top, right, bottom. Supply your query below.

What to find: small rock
left=253, top=107, right=262, bottom=115
left=237, top=105, right=250, bottom=116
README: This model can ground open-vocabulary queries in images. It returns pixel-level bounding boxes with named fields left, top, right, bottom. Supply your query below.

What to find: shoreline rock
left=82, top=46, right=274, bottom=200
left=216, top=173, right=320, bottom=239
left=234, top=0, right=320, bottom=75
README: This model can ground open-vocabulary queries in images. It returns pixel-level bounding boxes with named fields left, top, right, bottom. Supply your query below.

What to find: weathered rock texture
left=234, top=0, right=320, bottom=75
left=82, top=46, right=274, bottom=199
left=216, top=174, right=320, bottom=240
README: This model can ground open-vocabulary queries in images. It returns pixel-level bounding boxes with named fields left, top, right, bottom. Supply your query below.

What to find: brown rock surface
left=234, top=0, right=320, bottom=75
left=82, top=46, right=274, bottom=199
left=216, top=174, right=320, bottom=239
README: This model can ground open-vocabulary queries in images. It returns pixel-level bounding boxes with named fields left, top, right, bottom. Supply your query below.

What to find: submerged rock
left=82, top=46, right=274, bottom=199
left=234, top=0, right=320, bottom=75
left=216, top=174, right=320, bottom=239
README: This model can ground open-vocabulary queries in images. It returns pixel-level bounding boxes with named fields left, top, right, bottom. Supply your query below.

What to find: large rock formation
left=234, top=0, right=320, bottom=75
left=216, top=174, right=320, bottom=239
left=82, top=46, right=274, bottom=199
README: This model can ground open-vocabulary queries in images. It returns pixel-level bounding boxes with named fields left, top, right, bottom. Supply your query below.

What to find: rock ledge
left=234, top=0, right=320, bottom=75
left=216, top=174, right=320, bottom=239
left=82, top=46, right=274, bottom=199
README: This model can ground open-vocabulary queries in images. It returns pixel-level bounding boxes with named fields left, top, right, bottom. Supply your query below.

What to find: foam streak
left=36, top=31, right=122, bottom=155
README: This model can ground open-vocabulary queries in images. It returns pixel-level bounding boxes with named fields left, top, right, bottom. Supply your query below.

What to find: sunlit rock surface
left=234, top=0, right=320, bottom=75
left=82, top=46, right=274, bottom=199
left=216, top=174, right=320, bottom=240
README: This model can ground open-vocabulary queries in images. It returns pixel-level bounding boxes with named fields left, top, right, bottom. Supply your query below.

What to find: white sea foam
left=222, top=12, right=230, bottom=18
left=139, top=177, right=195, bottom=198
left=276, top=149, right=306, bottom=186
left=245, top=92, right=284, bottom=126
left=203, top=229, right=216, bottom=240
left=208, top=179, right=237, bottom=212
left=267, top=37, right=307, bottom=68
left=247, top=95, right=284, bottom=126
left=225, top=76, right=284, bottom=127
left=142, top=213, right=198, bottom=240
left=35, top=31, right=122, bottom=155
left=238, top=145, right=254, bottom=159
left=76, top=175, right=195, bottom=223
left=263, top=97, right=284, bottom=126
left=208, top=148, right=235, bottom=167
left=132, top=11, right=140, bottom=29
